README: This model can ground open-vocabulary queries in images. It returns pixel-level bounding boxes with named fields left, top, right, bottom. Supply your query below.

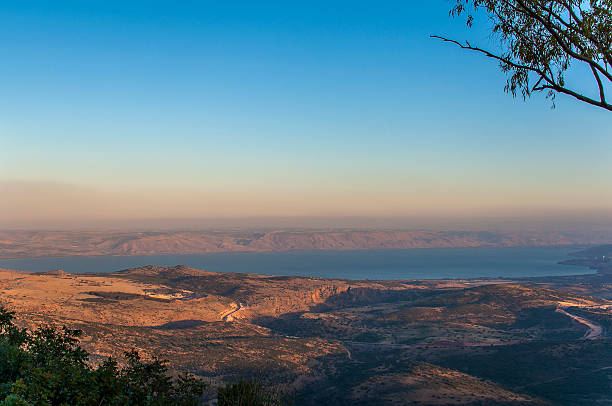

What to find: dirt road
left=556, top=308, right=604, bottom=340
left=221, top=302, right=246, bottom=322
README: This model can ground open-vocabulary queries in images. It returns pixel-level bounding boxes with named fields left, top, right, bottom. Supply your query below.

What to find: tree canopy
left=0, top=307, right=288, bottom=406
left=434, top=0, right=612, bottom=111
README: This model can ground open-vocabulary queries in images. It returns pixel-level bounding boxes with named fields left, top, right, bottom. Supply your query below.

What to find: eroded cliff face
left=235, top=283, right=424, bottom=321
left=240, top=284, right=353, bottom=319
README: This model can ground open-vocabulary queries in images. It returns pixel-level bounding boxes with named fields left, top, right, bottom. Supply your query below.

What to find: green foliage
left=0, top=306, right=206, bottom=405
left=0, top=394, right=30, bottom=406
left=437, top=0, right=612, bottom=111
left=217, top=378, right=291, bottom=406
left=0, top=306, right=289, bottom=406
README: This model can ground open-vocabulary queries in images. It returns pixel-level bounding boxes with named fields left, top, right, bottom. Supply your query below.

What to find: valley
left=1, top=246, right=612, bottom=405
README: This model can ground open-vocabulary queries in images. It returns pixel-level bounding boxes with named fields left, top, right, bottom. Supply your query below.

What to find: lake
left=0, top=247, right=593, bottom=280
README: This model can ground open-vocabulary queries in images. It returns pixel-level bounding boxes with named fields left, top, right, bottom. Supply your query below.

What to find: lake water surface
left=0, top=247, right=593, bottom=280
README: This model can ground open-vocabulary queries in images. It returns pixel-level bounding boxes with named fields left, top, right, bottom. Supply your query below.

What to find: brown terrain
left=2, top=246, right=612, bottom=405
left=1, top=229, right=611, bottom=258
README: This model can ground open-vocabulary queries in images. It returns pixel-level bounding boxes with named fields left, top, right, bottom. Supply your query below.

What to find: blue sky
left=1, top=1, right=611, bottom=228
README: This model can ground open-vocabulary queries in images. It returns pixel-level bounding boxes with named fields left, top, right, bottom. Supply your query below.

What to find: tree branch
left=514, top=0, right=612, bottom=82
left=432, top=35, right=612, bottom=111
left=591, top=65, right=607, bottom=104
left=431, top=35, right=554, bottom=84
left=534, top=83, right=612, bottom=111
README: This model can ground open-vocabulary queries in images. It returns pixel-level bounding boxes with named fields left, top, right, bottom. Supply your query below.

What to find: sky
left=1, top=1, right=611, bottom=230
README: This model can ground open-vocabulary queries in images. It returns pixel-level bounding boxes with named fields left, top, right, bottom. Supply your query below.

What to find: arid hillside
left=2, top=265, right=612, bottom=405
left=1, top=229, right=610, bottom=258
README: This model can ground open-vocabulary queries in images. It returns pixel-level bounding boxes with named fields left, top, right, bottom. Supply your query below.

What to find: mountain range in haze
left=1, top=229, right=612, bottom=259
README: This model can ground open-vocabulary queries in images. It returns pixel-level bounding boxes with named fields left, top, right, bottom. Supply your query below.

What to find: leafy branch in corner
left=433, top=0, right=612, bottom=111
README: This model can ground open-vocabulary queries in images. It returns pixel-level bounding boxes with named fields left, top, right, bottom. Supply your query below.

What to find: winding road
left=556, top=308, right=604, bottom=340
left=221, top=302, right=246, bottom=322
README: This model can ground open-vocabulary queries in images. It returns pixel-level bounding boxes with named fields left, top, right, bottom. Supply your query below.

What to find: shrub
left=0, top=307, right=205, bottom=405
left=0, top=306, right=288, bottom=406
left=218, top=378, right=291, bottom=406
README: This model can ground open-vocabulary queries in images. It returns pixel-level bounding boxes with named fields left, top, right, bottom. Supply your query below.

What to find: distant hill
left=1, top=229, right=610, bottom=258
left=569, top=245, right=612, bottom=259
left=560, top=245, right=612, bottom=274
left=382, top=284, right=606, bottom=326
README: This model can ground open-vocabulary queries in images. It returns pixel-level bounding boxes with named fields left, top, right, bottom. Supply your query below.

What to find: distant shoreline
left=0, top=243, right=589, bottom=261
left=0, top=229, right=607, bottom=260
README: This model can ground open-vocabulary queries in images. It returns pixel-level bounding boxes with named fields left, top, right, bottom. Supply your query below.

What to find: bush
left=0, top=306, right=289, bottom=406
left=218, top=378, right=291, bottom=406
left=0, top=306, right=206, bottom=405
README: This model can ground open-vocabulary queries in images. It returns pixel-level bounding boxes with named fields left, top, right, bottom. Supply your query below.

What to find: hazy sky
left=1, top=1, right=611, bottom=229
